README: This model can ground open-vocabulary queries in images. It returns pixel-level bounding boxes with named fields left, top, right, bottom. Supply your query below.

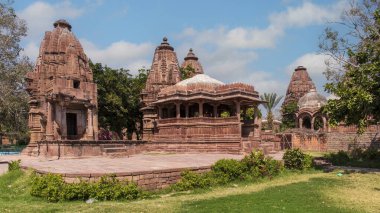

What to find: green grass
left=0, top=169, right=379, bottom=212
left=181, top=177, right=352, bottom=213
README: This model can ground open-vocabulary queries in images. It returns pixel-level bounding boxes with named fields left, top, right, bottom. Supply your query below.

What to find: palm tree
left=260, top=93, right=283, bottom=130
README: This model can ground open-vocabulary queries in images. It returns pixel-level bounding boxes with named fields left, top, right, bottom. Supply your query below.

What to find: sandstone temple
left=141, top=38, right=264, bottom=153
left=23, top=20, right=98, bottom=155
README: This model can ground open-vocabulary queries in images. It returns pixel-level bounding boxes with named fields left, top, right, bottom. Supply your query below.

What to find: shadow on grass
left=180, top=177, right=355, bottom=213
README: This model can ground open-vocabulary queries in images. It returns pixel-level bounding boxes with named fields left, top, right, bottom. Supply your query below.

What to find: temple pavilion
left=141, top=38, right=264, bottom=153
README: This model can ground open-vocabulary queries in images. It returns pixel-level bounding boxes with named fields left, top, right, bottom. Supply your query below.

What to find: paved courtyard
left=0, top=153, right=244, bottom=175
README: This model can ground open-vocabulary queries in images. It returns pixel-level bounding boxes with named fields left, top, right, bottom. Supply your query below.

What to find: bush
left=31, top=173, right=65, bottom=202
left=241, top=150, right=283, bottom=178
left=30, top=173, right=140, bottom=202
left=172, top=170, right=215, bottom=191
left=8, top=160, right=21, bottom=171
left=327, top=150, right=350, bottom=165
left=283, top=148, right=312, bottom=170
left=325, top=148, right=380, bottom=168
left=212, top=159, right=244, bottom=181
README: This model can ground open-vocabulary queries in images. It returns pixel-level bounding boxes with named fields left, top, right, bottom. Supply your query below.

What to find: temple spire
left=181, top=48, right=204, bottom=78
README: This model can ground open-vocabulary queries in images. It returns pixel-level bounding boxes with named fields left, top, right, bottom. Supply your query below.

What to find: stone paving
left=0, top=153, right=244, bottom=175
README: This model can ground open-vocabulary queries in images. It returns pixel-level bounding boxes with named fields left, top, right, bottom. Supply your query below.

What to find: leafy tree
left=91, top=62, right=148, bottom=139
left=260, top=93, right=283, bottom=130
left=0, top=0, right=32, bottom=143
left=179, top=65, right=195, bottom=80
left=319, top=0, right=380, bottom=133
left=281, top=101, right=298, bottom=130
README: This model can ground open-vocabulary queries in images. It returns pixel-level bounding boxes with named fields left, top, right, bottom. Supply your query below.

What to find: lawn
left=0, top=169, right=379, bottom=213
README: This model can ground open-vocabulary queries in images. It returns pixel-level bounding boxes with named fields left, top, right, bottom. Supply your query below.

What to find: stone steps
left=100, top=144, right=129, bottom=157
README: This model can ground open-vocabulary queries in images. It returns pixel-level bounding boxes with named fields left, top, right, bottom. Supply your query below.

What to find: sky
left=12, top=0, right=347, bottom=114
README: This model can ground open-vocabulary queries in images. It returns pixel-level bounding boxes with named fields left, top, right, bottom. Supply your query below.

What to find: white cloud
left=80, top=39, right=154, bottom=73
left=178, top=1, right=347, bottom=51
left=23, top=42, right=40, bottom=61
left=269, top=1, right=346, bottom=28
left=18, top=1, right=84, bottom=40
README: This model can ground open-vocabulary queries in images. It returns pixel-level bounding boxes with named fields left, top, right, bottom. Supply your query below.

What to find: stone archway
left=313, top=116, right=324, bottom=130
left=302, top=117, right=312, bottom=129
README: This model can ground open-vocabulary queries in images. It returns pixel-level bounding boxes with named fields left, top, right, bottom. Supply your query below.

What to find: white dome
left=298, top=89, right=327, bottom=109
left=176, top=74, right=224, bottom=86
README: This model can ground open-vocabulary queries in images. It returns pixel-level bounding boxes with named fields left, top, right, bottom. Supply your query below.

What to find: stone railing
left=158, top=116, right=239, bottom=125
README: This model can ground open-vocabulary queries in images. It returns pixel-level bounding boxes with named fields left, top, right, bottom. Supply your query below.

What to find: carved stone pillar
left=185, top=104, right=189, bottom=118
left=87, top=108, right=94, bottom=139
left=235, top=100, right=241, bottom=120
left=299, top=117, right=303, bottom=129
left=199, top=101, right=204, bottom=117
left=158, top=105, right=163, bottom=119
left=322, top=116, right=327, bottom=131
left=311, top=117, right=315, bottom=130
left=176, top=102, right=181, bottom=118
left=93, top=108, right=99, bottom=140
left=59, top=104, right=66, bottom=140
left=46, top=102, right=54, bottom=140
left=213, top=104, right=218, bottom=118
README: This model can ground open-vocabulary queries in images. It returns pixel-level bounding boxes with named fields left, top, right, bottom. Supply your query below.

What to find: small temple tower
left=141, top=37, right=181, bottom=140
left=282, top=66, right=316, bottom=107
left=25, top=20, right=98, bottom=148
left=181, top=48, right=204, bottom=78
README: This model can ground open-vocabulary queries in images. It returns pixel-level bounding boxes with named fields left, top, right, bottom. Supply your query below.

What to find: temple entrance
left=66, top=113, right=77, bottom=138
left=302, top=116, right=312, bottom=129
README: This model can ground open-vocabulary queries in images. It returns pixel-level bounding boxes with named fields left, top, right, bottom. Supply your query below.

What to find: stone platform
left=0, top=153, right=244, bottom=190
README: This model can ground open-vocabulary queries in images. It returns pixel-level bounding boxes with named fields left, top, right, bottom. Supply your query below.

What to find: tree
left=91, top=62, right=148, bottom=139
left=260, top=93, right=283, bottom=130
left=319, top=0, right=380, bottom=133
left=0, top=0, right=32, bottom=143
left=179, top=65, right=195, bottom=80
left=281, top=101, right=298, bottom=130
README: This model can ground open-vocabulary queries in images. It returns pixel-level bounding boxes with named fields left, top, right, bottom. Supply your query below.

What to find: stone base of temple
left=22, top=140, right=147, bottom=158
left=146, top=142, right=242, bottom=154
left=21, top=143, right=39, bottom=157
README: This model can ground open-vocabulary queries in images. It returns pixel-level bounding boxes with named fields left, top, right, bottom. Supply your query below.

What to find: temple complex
left=23, top=20, right=98, bottom=154
left=282, top=66, right=316, bottom=107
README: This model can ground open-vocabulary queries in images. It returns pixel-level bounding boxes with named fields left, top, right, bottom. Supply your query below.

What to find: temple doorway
left=66, top=113, right=77, bottom=138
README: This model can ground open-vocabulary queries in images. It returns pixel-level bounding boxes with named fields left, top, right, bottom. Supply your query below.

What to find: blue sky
left=13, top=0, right=347, bottom=114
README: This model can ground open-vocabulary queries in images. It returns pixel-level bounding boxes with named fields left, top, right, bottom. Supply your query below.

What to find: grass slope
left=0, top=170, right=379, bottom=213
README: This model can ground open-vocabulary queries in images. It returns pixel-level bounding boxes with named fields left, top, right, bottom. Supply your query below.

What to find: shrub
left=172, top=170, right=215, bottom=191
left=327, top=150, right=350, bottom=165
left=61, top=180, right=93, bottom=201
left=30, top=173, right=65, bottom=202
left=212, top=159, right=244, bottom=181
left=30, top=173, right=140, bottom=202
left=92, top=175, right=139, bottom=201
left=283, top=148, right=312, bottom=170
left=8, top=160, right=21, bottom=171
left=241, top=150, right=283, bottom=178
left=361, top=147, right=379, bottom=160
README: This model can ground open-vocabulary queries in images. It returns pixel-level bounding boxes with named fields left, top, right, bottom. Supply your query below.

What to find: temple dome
left=176, top=74, right=224, bottom=86
left=298, top=89, right=327, bottom=109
